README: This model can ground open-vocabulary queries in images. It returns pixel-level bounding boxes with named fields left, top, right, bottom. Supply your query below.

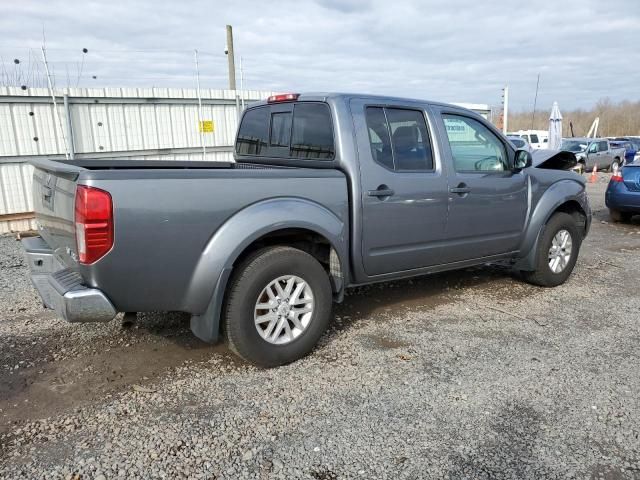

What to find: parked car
left=509, top=130, right=549, bottom=149
left=507, top=135, right=533, bottom=152
left=23, top=93, right=591, bottom=367
left=606, top=161, right=640, bottom=222
left=560, top=137, right=625, bottom=173
left=611, top=137, right=640, bottom=165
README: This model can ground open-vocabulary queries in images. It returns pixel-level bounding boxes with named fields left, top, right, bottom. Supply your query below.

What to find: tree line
left=502, top=98, right=640, bottom=137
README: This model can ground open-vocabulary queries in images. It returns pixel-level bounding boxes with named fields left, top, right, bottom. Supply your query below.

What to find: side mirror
left=514, top=149, right=533, bottom=170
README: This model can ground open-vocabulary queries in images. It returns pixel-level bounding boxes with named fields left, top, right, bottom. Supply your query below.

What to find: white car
left=509, top=130, right=549, bottom=149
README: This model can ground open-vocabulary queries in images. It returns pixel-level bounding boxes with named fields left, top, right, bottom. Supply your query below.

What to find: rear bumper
left=606, top=184, right=640, bottom=212
left=22, top=236, right=116, bottom=323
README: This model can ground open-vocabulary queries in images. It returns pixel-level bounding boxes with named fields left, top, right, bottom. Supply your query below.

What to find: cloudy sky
left=1, top=0, right=638, bottom=110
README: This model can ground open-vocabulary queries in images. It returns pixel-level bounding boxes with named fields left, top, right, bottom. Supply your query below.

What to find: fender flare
left=514, top=179, right=589, bottom=271
left=187, top=197, right=347, bottom=343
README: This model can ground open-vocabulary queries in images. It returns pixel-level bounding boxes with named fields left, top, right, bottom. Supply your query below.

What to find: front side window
left=442, top=114, right=508, bottom=172
left=236, top=106, right=269, bottom=155
left=364, top=106, right=434, bottom=171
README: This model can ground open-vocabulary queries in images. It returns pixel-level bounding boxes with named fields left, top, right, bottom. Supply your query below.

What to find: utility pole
left=501, top=85, right=509, bottom=134
left=225, top=25, right=236, bottom=90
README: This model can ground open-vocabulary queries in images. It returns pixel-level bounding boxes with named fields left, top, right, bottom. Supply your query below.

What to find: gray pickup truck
left=560, top=137, right=626, bottom=173
left=23, top=93, right=591, bottom=367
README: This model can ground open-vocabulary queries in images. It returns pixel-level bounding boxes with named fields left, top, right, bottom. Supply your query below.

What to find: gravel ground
left=1, top=173, right=639, bottom=479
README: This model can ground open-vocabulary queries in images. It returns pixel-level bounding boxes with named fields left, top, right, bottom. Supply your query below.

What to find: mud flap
left=190, top=267, right=232, bottom=343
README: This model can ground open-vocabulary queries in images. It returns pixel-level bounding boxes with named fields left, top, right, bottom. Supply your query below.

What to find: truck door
left=600, top=140, right=613, bottom=168
left=350, top=99, right=450, bottom=276
left=436, top=110, right=528, bottom=262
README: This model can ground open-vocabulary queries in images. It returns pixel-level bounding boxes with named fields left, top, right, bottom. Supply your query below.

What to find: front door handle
left=367, top=186, right=395, bottom=198
left=450, top=184, right=471, bottom=195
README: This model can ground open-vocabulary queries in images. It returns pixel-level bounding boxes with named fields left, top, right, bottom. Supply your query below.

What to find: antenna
left=531, top=73, right=540, bottom=130
left=240, top=56, right=245, bottom=110
left=75, top=48, right=88, bottom=87
left=41, top=45, right=70, bottom=160
left=194, top=49, right=206, bottom=160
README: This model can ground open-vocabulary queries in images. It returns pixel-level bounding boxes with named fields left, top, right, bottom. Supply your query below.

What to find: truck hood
left=532, top=149, right=578, bottom=170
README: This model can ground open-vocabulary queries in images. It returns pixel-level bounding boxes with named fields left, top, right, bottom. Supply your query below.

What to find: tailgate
left=31, top=159, right=83, bottom=267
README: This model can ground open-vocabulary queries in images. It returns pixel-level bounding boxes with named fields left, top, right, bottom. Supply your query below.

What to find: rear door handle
left=367, top=187, right=395, bottom=198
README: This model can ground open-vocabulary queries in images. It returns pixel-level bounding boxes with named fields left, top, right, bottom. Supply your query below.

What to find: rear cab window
left=236, top=102, right=335, bottom=161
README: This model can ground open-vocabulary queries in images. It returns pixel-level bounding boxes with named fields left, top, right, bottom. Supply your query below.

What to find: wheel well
left=232, top=228, right=342, bottom=292
left=553, top=201, right=587, bottom=234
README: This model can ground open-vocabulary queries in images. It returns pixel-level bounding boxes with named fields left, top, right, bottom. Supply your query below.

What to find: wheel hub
left=254, top=275, right=315, bottom=345
left=548, top=229, right=573, bottom=274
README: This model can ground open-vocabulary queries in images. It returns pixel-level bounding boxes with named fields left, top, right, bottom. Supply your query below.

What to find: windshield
left=509, top=138, right=526, bottom=148
left=561, top=140, right=588, bottom=153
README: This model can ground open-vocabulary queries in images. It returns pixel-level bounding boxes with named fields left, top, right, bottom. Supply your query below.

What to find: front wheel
left=223, top=246, right=332, bottom=367
left=521, top=212, right=582, bottom=287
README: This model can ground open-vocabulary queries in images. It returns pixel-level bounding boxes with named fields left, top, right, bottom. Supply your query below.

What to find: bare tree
left=501, top=98, right=640, bottom=137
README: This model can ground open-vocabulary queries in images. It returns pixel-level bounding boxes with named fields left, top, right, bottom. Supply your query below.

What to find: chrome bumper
left=22, top=236, right=116, bottom=323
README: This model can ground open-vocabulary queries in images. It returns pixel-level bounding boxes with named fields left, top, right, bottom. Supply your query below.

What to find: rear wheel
left=223, top=246, right=332, bottom=367
left=608, top=159, right=620, bottom=172
left=521, top=212, right=582, bottom=287
left=610, top=209, right=633, bottom=223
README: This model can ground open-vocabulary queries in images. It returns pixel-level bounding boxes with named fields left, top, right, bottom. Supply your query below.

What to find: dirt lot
left=1, top=173, right=639, bottom=479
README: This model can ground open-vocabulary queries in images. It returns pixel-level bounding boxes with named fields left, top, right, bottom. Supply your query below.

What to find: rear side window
left=530, top=134, right=539, bottom=143
left=236, top=103, right=334, bottom=160
left=599, top=141, right=608, bottom=152
left=365, top=106, right=434, bottom=171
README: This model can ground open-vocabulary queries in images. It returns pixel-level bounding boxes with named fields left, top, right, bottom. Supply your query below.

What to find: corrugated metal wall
left=0, top=87, right=274, bottom=233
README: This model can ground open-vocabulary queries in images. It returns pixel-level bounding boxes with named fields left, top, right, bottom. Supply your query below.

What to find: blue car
left=606, top=162, right=640, bottom=222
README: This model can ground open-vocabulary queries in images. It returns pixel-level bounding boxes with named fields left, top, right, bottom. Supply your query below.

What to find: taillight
left=267, top=93, right=299, bottom=103
left=610, top=172, right=624, bottom=183
left=74, top=185, right=113, bottom=264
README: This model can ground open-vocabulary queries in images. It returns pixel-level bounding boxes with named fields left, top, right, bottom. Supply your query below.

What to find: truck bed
left=30, top=157, right=348, bottom=314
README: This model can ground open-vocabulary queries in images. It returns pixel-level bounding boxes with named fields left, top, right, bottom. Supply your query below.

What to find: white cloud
left=0, top=0, right=637, bottom=109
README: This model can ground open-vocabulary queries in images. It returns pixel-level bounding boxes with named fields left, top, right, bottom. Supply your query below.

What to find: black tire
left=608, top=159, right=620, bottom=173
left=521, top=212, right=582, bottom=287
left=223, top=246, right=332, bottom=367
left=609, top=209, right=632, bottom=223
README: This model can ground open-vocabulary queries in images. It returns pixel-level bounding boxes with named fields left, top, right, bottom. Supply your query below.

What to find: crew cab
left=23, top=93, right=591, bottom=367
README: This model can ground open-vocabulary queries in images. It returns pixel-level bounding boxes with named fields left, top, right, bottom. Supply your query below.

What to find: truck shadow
left=329, top=265, right=530, bottom=338
left=0, top=266, right=528, bottom=434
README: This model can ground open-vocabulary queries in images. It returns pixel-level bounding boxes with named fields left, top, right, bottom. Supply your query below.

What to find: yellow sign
left=199, top=120, right=214, bottom=133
